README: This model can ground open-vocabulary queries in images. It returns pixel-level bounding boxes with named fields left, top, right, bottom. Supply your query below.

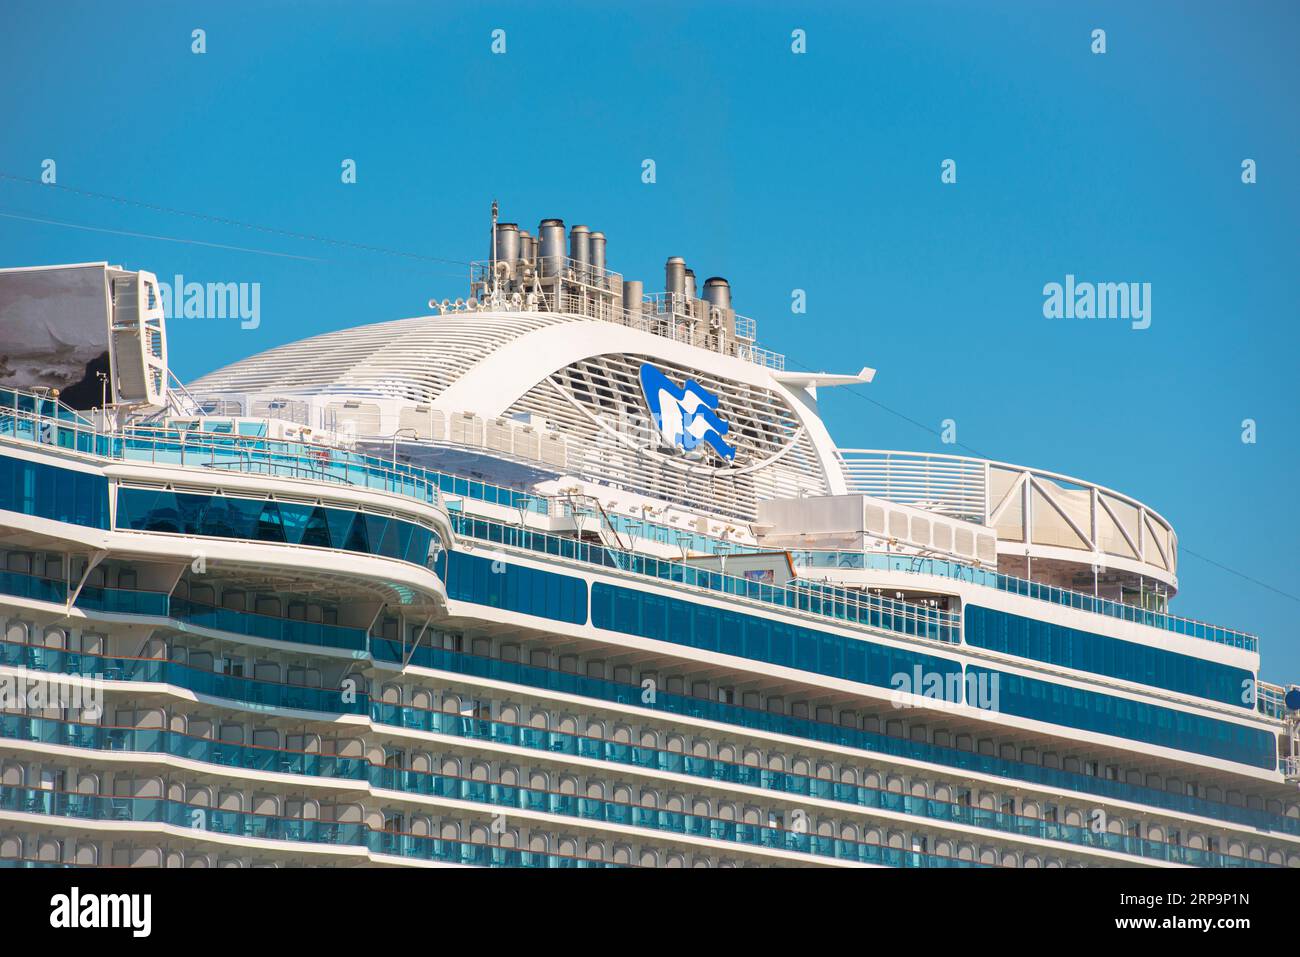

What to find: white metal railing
left=464, top=259, right=784, bottom=372
left=838, top=450, right=987, bottom=521
left=1257, top=681, right=1288, bottom=719
left=733, top=342, right=785, bottom=371
left=452, top=511, right=961, bottom=646
left=0, top=387, right=748, bottom=560
left=473, top=253, right=627, bottom=288
left=839, top=449, right=1179, bottom=525
left=788, top=549, right=1255, bottom=653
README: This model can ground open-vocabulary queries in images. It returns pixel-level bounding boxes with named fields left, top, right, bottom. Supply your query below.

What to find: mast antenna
left=490, top=199, right=500, bottom=296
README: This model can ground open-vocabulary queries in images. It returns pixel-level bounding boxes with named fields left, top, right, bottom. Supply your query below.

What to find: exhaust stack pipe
left=569, top=225, right=590, bottom=282
left=623, top=279, right=643, bottom=315
left=539, top=219, right=565, bottom=278
left=589, top=230, right=606, bottom=282
left=665, top=257, right=686, bottom=298
left=492, top=223, right=520, bottom=266
left=702, top=277, right=731, bottom=311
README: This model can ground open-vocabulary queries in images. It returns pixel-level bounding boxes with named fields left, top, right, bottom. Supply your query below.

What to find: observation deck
left=836, top=449, right=1179, bottom=600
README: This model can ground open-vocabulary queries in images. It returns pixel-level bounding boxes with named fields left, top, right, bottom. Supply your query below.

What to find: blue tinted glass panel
left=968, top=665, right=1276, bottom=770
left=965, top=605, right=1253, bottom=708
left=591, top=582, right=963, bottom=701
left=114, top=487, right=440, bottom=570
left=444, top=551, right=587, bottom=625
left=0, top=453, right=109, bottom=529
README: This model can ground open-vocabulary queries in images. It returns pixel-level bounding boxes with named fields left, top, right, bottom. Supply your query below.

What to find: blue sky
left=2, top=1, right=1297, bottom=680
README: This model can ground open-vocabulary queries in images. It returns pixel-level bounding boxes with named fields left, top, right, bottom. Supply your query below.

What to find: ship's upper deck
left=0, top=211, right=1234, bottom=666
left=186, top=210, right=1181, bottom=608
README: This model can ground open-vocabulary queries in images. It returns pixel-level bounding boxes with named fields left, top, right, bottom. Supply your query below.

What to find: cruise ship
left=0, top=208, right=1297, bottom=870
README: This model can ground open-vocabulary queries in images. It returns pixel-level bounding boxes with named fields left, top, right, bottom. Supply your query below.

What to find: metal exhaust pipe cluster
left=480, top=207, right=743, bottom=332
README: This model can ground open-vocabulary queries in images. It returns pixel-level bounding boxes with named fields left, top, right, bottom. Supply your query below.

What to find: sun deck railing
left=788, top=550, right=1257, bottom=653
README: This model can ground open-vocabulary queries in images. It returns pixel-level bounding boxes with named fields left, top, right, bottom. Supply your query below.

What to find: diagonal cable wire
left=0, top=171, right=471, bottom=267
left=782, top=357, right=1300, bottom=604
left=0, top=209, right=325, bottom=261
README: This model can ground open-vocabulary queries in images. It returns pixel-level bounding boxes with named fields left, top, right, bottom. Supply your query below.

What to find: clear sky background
left=2, top=1, right=1297, bottom=680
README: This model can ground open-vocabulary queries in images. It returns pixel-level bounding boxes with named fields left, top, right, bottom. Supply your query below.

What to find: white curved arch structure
left=190, top=311, right=852, bottom=520
left=191, top=309, right=1178, bottom=590
left=838, top=449, right=1179, bottom=593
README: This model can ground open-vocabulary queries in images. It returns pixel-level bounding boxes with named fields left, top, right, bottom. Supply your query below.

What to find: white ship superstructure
left=0, top=210, right=1296, bottom=869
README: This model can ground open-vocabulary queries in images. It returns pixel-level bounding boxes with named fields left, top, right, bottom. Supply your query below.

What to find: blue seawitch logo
left=638, top=363, right=736, bottom=463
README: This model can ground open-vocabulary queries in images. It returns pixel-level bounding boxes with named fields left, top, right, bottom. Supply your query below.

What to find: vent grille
left=509, top=352, right=829, bottom=520
left=189, top=314, right=556, bottom=404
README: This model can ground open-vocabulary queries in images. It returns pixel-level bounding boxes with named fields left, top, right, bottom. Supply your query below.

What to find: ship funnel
left=589, top=230, right=606, bottom=282
left=492, top=222, right=520, bottom=267
left=703, top=276, right=731, bottom=311
left=539, top=219, right=565, bottom=278
left=623, top=279, right=643, bottom=315
left=570, top=225, right=591, bottom=282
left=684, top=268, right=697, bottom=300
left=665, top=257, right=686, bottom=297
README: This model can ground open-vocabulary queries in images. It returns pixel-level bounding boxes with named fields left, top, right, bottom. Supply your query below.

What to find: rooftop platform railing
left=1, top=387, right=749, bottom=561
left=837, top=448, right=1180, bottom=584
left=466, top=257, right=785, bottom=371
left=789, top=550, right=1258, bottom=653
left=0, top=385, right=550, bottom=512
